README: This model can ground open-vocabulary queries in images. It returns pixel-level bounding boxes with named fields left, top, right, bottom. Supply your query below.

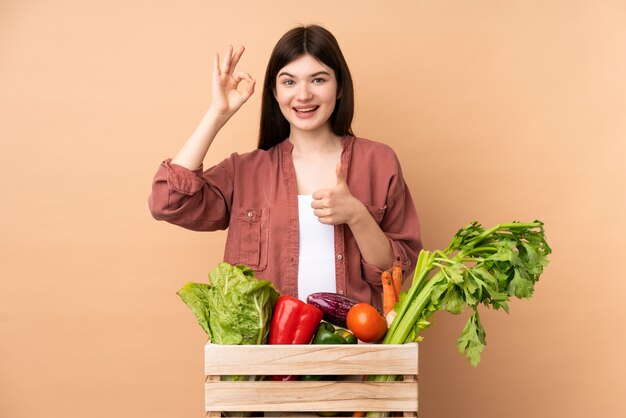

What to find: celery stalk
left=365, top=220, right=551, bottom=417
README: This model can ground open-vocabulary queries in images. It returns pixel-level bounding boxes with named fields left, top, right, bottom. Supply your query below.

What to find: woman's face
left=274, top=54, right=338, bottom=136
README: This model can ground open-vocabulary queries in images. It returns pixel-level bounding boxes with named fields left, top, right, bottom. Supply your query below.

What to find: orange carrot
left=392, top=265, right=403, bottom=299
left=382, top=270, right=396, bottom=315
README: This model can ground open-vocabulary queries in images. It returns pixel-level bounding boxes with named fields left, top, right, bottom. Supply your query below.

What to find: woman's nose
left=296, top=83, right=313, bottom=101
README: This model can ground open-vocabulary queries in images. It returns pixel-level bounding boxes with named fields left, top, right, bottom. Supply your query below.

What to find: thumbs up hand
left=311, top=162, right=364, bottom=226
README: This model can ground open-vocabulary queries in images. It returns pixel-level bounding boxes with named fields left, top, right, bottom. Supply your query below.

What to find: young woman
left=149, top=25, right=422, bottom=309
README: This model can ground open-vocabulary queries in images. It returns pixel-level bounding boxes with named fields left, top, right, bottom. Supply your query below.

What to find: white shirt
left=297, top=195, right=337, bottom=301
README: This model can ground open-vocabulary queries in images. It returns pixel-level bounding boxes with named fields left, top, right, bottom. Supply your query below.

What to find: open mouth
left=293, top=106, right=319, bottom=113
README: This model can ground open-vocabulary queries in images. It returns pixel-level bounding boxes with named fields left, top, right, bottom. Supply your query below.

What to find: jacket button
left=338, top=290, right=344, bottom=295
left=337, top=254, right=343, bottom=260
left=247, top=211, right=253, bottom=218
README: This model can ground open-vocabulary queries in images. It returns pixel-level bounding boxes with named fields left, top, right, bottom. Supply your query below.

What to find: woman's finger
left=313, top=208, right=331, bottom=218
left=221, top=45, right=233, bottom=74
left=316, top=216, right=333, bottom=225
left=229, top=45, right=245, bottom=74
left=241, top=78, right=256, bottom=102
left=233, top=71, right=253, bottom=84
left=310, top=197, right=328, bottom=210
left=311, top=189, right=330, bottom=201
left=232, top=71, right=256, bottom=101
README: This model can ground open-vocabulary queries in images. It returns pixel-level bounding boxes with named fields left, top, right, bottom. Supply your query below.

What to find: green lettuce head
left=177, top=262, right=279, bottom=345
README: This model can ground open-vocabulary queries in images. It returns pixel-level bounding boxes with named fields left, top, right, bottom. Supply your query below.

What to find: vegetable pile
left=177, top=220, right=550, bottom=366
left=177, top=220, right=550, bottom=416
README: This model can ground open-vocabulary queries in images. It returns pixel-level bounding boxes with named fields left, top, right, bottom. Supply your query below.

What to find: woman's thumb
left=336, top=162, right=346, bottom=185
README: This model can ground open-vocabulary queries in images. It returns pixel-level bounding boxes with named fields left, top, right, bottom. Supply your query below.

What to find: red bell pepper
left=268, top=295, right=323, bottom=381
left=269, top=295, right=323, bottom=344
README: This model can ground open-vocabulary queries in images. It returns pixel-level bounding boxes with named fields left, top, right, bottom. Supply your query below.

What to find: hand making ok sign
left=210, top=45, right=256, bottom=122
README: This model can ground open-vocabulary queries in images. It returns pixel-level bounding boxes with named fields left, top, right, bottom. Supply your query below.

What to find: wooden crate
left=204, top=343, right=418, bottom=417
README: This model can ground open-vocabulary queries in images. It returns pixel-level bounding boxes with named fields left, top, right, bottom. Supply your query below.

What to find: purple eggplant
left=306, top=292, right=359, bottom=328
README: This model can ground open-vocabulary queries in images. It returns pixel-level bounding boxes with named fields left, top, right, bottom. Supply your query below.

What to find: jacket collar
left=278, top=135, right=355, bottom=154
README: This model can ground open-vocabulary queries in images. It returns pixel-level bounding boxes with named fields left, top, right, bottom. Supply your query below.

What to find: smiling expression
left=274, top=54, right=339, bottom=136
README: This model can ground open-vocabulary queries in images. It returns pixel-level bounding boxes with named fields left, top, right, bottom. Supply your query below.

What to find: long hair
left=258, top=25, right=355, bottom=150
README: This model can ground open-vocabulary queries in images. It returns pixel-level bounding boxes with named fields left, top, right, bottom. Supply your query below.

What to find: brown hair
left=257, top=25, right=355, bottom=150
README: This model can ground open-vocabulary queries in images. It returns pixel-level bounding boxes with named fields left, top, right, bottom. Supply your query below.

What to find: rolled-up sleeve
left=360, top=167, right=422, bottom=290
left=148, top=158, right=233, bottom=231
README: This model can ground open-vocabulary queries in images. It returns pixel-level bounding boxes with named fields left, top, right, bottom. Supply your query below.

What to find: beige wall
left=1, top=1, right=624, bottom=417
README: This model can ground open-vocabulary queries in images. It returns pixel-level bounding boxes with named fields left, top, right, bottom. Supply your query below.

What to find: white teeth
left=295, top=106, right=318, bottom=112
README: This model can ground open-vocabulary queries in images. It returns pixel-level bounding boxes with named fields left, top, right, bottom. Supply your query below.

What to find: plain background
left=1, top=0, right=625, bottom=417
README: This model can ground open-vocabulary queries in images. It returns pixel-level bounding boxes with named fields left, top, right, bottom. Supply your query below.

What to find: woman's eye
left=312, top=78, right=326, bottom=84
left=282, top=79, right=295, bottom=86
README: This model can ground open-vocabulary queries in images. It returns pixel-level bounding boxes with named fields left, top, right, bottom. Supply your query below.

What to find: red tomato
left=346, top=303, right=388, bottom=343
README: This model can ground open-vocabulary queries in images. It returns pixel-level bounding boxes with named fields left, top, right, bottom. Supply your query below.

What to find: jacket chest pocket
left=227, top=207, right=270, bottom=271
